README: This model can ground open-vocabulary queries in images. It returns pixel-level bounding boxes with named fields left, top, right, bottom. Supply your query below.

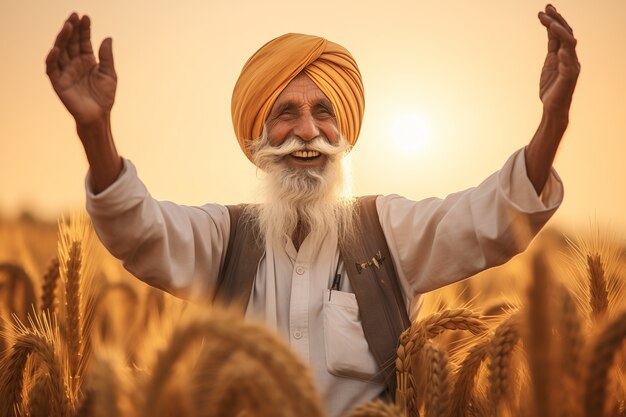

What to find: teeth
left=291, top=150, right=321, bottom=158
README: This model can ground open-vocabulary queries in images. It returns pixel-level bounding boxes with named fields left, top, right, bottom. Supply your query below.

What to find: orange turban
left=231, top=33, right=365, bottom=163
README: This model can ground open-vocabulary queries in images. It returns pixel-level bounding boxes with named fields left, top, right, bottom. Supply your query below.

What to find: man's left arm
left=525, top=4, right=580, bottom=195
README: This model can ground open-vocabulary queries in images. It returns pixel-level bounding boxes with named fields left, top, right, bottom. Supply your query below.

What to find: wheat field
left=0, top=213, right=625, bottom=417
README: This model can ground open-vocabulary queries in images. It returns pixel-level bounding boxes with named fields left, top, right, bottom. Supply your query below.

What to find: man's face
left=264, top=73, right=340, bottom=170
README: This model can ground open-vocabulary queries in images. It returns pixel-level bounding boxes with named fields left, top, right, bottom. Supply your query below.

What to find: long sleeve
left=378, top=148, right=563, bottom=300
left=85, top=159, right=230, bottom=300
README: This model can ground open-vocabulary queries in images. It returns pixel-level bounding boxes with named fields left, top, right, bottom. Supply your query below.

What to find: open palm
left=46, top=14, right=117, bottom=125
left=538, top=6, right=580, bottom=116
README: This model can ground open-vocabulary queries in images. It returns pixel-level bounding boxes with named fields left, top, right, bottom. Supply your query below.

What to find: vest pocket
left=322, top=289, right=384, bottom=383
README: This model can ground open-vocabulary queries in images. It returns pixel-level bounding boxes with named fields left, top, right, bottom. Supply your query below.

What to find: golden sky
left=1, top=0, right=625, bottom=233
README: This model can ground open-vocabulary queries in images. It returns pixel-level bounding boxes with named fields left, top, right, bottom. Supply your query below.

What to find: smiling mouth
left=290, top=150, right=322, bottom=161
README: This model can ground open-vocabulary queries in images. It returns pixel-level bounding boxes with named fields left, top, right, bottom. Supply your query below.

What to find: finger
left=54, top=19, right=72, bottom=52
left=545, top=4, right=574, bottom=35
left=538, top=13, right=559, bottom=53
left=54, top=19, right=73, bottom=66
left=98, top=38, right=116, bottom=76
left=67, top=13, right=81, bottom=58
left=79, top=15, right=94, bottom=55
left=549, top=19, right=577, bottom=46
left=45, top=46, right=61, bottom=79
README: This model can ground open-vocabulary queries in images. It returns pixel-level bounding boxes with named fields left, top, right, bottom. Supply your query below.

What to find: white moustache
left=264, top=136, right=346, bottom=159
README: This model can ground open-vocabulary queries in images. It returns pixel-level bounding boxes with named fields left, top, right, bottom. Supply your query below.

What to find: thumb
left=98, top=37, right=116, bottom=76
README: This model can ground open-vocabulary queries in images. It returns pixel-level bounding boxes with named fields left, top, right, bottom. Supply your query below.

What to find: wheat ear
left=467, top=393, right=490, bottom=417
left=91, top=281, right=140, bottom=345
left=204, top=316, right=325, bottom=417
left=210, top=350, right=293, bottom=417
left=407, top=309, right=487, bottom=413
left=587, top=253, right=609, bottom=322
left=73, top=389, right=94, bottom=417
left=143, top=311, right=325, bottom=417
left=584, top=310, right=626, bottom=417
left=395, top=330, right=417, bottom=417
left=419, top=309, right=488, bottom=340
left=450, top=336, right=490, bottom=417
left=0, top=331, right=68, bottom=417
left=488, top=313, right=521, bottom=416
left=40, top=257, right=60, bottom=314
left=0, top=340, right=30, bottom=417
left=192, top=336, right=273, bottom=417
left=423, top=341, right=450, bottom=417
left=90, top=354, right=125, bottom=417
left=57, top=212, right=97, bottom=400
left=0, top=263, right=37, bottom=323
left=63, top=241, right=82, bottom=389
left=27, top=373, right=51, bottom=417
left=343, top=399, right=406, bottom=417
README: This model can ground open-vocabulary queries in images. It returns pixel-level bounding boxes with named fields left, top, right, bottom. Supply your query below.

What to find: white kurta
left=86, top=148, right=563, bottom=417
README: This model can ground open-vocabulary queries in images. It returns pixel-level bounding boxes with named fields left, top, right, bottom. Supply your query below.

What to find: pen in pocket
left=329, top=273, right=342, bottom=301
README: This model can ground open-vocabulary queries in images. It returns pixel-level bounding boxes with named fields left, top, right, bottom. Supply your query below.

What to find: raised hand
left=524, top=5, right=580, bottom=195
left=47, top=13, right=122, bottom=193
left=46, top=13, right=117, bottom=125
left=538, top=5, right=580, bottom=117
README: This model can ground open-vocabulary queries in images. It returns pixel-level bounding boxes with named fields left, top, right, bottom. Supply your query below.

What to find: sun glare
left=390, top=112, right=431, bottom=153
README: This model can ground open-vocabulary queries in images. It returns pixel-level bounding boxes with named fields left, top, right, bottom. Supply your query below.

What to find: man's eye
left=317, top=107, right=334, bottom=117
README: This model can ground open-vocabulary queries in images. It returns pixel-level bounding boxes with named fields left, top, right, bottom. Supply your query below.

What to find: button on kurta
left=296, top=266, right=305, bottom=275
left=294, top=330, right=302, bottom=339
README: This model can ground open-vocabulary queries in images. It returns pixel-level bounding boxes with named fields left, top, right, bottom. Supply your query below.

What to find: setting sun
left=389, top=112, right=431, bottom=153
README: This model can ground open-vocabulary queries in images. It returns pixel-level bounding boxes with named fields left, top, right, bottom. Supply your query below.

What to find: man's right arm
left=86, top=159, right=230, bottom=300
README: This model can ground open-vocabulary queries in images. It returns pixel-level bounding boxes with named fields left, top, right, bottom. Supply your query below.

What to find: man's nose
left=293, top=113, right=320, bottom=142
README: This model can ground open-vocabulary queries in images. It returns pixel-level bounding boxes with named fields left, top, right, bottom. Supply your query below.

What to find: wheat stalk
left=556, top=283, right=584, bottom=417
left=526, top=253, right=557, bottom=417
left=584, top=310, right=626, bottom=417
left=557, top=284, right=583, bottom=381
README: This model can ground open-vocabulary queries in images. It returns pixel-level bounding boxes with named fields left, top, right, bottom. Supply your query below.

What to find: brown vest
left=213, top=195, right=411, bottom=396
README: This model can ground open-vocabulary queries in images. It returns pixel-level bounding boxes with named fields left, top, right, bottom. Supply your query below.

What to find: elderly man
left=47, top=5, right=578, bottom=416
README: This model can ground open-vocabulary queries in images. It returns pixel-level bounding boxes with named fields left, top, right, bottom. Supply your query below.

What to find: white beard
left=248, top=133, right=357, bottom=248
